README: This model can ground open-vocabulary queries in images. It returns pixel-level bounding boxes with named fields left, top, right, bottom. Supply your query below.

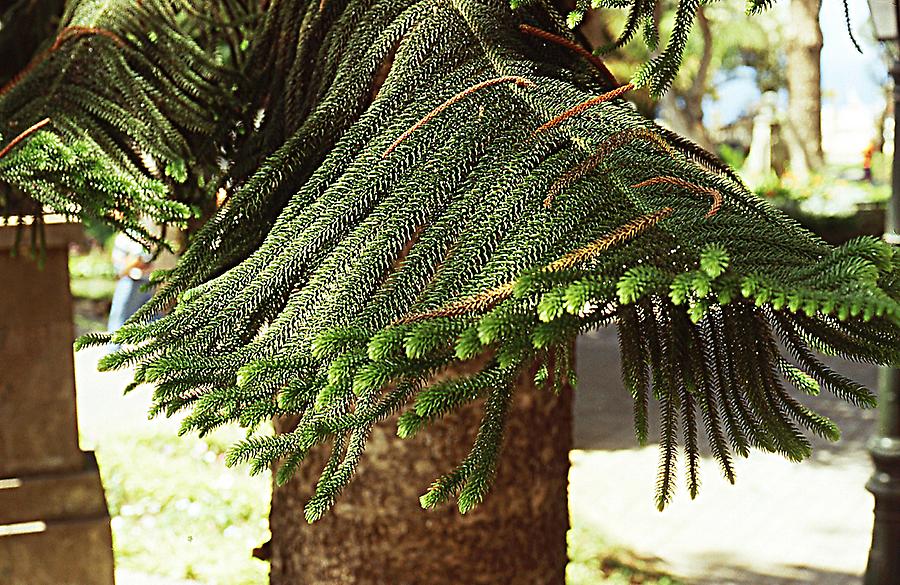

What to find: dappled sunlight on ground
left=569, top=448, right=871, bottom=584
left=74, top=346, right=271, bottom=585
left=572, top=328, right=878, bottom=585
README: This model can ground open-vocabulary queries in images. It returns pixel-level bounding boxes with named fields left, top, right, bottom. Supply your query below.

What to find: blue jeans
left=107, top=277, right=154, bottom=352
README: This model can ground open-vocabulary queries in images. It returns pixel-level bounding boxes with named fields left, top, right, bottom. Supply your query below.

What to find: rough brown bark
left=785, top=0, right=824, bottom=176
left=269, top=361, right=573, bottom=585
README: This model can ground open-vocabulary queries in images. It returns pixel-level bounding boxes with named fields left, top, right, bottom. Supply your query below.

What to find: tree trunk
left=785, top=0, right=824, bottom=178
left=268, top=360, right=573, bottom=585
left=663, top=7, right=716, bottom=153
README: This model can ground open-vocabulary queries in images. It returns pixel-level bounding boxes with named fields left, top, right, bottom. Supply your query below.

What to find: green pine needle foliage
left=4, top=0, right=899, bottom=519
left=0, top=0, right=249, bottom=244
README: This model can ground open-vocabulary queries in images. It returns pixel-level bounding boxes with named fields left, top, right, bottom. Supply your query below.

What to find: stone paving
left=571, top=327, right=880, bottom=585
left=74, top=326, right=882, bottom=584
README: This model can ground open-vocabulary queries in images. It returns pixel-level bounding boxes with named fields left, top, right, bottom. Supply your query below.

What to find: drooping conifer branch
left=383, top=75, right=535, bottom=157
left=545, top=206, right=675, bottom=270
left=400, top=282, right=518, bottom=323
left=0, top=0, right=243, bottom=246
left=402, top=207, right=672, bottom=322
left=73, top=0, right=896, bottom=517
left=545, top=127, right=673, bottom=207
left=0, top=118, right=51, bottom=161
left=518, top=24, right=618, bottom=87
left=2, top=0, right=896, bottom=520
left=1, top=27, right=126, bottom=97
left=52, top=26, right=125, bottom=50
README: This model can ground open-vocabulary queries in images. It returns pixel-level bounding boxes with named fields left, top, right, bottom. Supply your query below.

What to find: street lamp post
left=865, top=2, right=900, bottom=584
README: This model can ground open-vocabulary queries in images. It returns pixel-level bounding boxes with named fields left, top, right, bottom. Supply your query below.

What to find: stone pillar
left=0, top=220, right=114, bottom=585
left=742, top=91, right=778, bottom=190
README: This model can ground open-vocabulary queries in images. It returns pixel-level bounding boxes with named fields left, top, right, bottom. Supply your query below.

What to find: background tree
left=578, top=0, right=786, bottom=154
left=785, top=0, right=825, bottom=180
left=2, top=1, right=899, bottom=584
left=661, top=5, right=716, bottom=151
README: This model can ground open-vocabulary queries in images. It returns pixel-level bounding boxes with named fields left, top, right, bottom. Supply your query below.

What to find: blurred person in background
left=862, top=141, right=876, bottom=183
left=106, top=231, right=154, bottom=351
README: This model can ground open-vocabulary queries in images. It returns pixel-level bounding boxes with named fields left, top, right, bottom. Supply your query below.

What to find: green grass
left=93, top=426, right=271, bottom=584
left=568, top=526, right=684, bottom=585
left=74, top=310, right=108, bottom=337
left=70, top=247, right=118, bottom=301
left=70, top=276, right=118, bottom=301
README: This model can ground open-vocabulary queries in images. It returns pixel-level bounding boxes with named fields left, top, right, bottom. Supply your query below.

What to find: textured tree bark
left=785, top=0, right=824, bottom=178
left=269, top=361, right=573, bottom=585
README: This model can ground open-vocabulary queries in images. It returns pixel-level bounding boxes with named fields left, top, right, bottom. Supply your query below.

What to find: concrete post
left=0, top=220, right=114, bottom=585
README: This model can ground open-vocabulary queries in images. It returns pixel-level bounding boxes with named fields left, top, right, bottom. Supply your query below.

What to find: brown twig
left=383, top=76, right=535, bottom=158
left=399, top=282, right=516, bottom=324
left=631, top=176, right=722, bottom=217
left=544, top=207, right=674, bottom=271
left=0, top=118, right=51, bottom=161
left=519, top=24, right=619, bottom=88
left=51, top=26, right=126, bottom=51
left=399, top=207, right=673, bottom=323
left=0, top=26, right=125, bottom=97
left=544, top=128, right=673, bottom=207
left=533, top=83, right=634, bottom=135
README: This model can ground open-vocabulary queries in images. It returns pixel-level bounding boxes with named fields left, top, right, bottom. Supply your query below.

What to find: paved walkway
left=571, top=327, right=879, bottom=584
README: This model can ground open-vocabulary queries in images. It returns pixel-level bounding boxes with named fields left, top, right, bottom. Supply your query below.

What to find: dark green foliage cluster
left=0, top=0, right=65, bottom=88
left=5, top=0, right=900, bottom=520
left=0, top=0, right=249, bottom=244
